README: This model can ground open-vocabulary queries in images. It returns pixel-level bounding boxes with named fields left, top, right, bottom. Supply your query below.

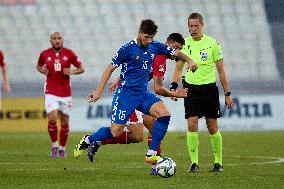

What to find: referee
left=171, top=13, right=234, bottom=173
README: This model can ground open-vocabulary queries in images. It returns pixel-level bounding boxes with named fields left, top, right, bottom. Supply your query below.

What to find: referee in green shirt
left=172, top=13, right=234, bottom=173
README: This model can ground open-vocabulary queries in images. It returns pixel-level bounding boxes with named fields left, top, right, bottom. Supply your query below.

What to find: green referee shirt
left=181, top=34, right=224, bottom=85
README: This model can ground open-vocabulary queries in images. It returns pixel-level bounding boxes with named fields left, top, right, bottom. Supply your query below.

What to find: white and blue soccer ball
left=156, top=157, right=176, bottom=178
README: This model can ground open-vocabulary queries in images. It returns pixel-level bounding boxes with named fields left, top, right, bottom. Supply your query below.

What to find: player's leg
left=58, top=111, right=69, bottom=158
left=143, top=114, right=162, bottom=175
left=143, top=115, right=161, bottom=155
left=47, top=110, right=59, bottom=158
left=143, top=98, right=171, bottom=164
left=74, top=87, right=139, bottom=159
left=87, top=123, right=144, bottom=162
left=57, top=98, right=72, bottom=158
left=206, top=117, right=223, bottom=172
left=183, top=83, right=202, bottom=172
left=73, top=123, right=124, bottom=158
left=101, top=110, right=144, bottom=145
left=187, top=116, right=200, bottom=173
left=45, top=94, right=60, bottom=158
left=85, top=123, right=126, bottom=161
left=204, top=83, right=223, bottom=172
left=86, top=111, right=144, bottom=162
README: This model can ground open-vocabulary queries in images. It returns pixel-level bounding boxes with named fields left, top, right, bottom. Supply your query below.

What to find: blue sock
left=89, top=127, right=113, bottom=143
left=150, top=116, right=170, bottom=151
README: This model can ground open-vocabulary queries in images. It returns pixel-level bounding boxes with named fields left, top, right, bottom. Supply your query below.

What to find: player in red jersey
left=0, top=51, right=11, bottom=109
left=37, top=32, right=84, bottom=158
left=87, top=33, right=185, bottom=175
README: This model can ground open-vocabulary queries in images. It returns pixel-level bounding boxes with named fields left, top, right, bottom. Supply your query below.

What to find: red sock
left=148, top=135, right=161, bottom=155
left=60, top=124, right=69, bottom=147
left=48, top=120, right=58, bottom=142
left=102, top=131, right=130, bottom=145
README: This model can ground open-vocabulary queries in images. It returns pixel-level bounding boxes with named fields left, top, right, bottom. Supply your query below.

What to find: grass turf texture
left=0, top=131, right=283, bottom=189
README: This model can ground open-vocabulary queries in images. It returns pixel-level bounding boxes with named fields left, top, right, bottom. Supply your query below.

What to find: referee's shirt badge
left=201, top=51, right=208, bottom=61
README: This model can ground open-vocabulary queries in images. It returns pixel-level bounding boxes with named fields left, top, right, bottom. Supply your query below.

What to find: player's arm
left=36, top=53, right=49, bottom=75
left=64, top=52, right=85, bottom=75
left=170, top=60, right=185, bottom=101
left=36, top=64, right=49, bottom=75
left=1, top=65, right=11, bottom=93
left=172, top=60, right=184, bottom=85
left=153, top=76, right=187, bottom=98
left=88, top=63, right=116, bottom=103
left=173, top=50, right=197, bottom=72
left=108, top=76, right=120, bottom=92
left=63, top=64, right=84, bottom=75
left=215, top=59, right=234, bottom=109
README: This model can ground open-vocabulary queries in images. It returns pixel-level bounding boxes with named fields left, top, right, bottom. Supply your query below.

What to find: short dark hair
left=167, top=33, right=185, bottom=45
left=188, top=13, right=204, bottom=25
left=139, top=19, right=158, bottom=35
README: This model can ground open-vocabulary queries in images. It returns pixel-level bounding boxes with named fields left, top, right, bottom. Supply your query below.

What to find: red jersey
left=37, top=47, right=82, bottom=97
left=0, top=51, right=6, bottom=67
left=149, top=55, right=167, bottom=80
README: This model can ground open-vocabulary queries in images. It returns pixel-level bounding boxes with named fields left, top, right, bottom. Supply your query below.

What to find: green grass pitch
left=0, top=131, right=283, bottom=189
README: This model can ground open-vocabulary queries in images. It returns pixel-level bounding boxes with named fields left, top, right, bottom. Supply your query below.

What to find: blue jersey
left=111, top=39, right=175, bottom=91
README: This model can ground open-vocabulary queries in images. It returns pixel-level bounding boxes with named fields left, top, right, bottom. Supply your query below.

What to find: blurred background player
left=86, top=33, right=187, bottom=175
left=0, top=50, right=11, bottom=110
left=74, top=19, right=197, bottom=167
left=36, top=32, right=84, bottom=158
left=172, top=13, right=234, bottom=172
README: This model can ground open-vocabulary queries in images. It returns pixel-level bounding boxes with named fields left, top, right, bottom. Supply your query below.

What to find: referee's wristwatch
left=225, top=91, right=231, bottom=96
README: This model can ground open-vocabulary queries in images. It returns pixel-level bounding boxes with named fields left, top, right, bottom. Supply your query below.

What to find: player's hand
left=3, top=82, right=11, bottom=94
left=225, top=96, right=234, bottom=109
left=88, top=91, right=101, bottom=103
left=63, top=68, right=72, bottom=75
left=174, top=87, right=188, bottom=98
left=108, top=77, right=120, bottom=92
left=188, top=62, right=198, bottom=72
left=41, top=64, right=49, bottom=75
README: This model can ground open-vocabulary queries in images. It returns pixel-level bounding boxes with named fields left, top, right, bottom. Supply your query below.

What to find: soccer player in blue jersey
left=74, top=19, right=197, bottom=165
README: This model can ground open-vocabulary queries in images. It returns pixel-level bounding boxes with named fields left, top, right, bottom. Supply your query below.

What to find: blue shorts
left=111, top=87, right=161, bottom=124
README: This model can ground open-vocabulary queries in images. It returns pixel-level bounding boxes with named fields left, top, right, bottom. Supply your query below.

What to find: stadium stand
left=264, top=0, right=284, bottom=79
left=0, top=0, right=281, bottom=97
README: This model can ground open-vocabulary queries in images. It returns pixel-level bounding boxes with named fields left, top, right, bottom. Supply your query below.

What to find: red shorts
left=126, top=110, right=143, bottom=125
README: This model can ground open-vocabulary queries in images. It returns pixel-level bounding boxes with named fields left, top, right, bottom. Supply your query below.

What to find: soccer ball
left=156, top=157, right=176, bottom=178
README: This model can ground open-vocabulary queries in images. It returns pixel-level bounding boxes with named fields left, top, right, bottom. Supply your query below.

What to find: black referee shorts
left=183, top=82, right=221, bottom=119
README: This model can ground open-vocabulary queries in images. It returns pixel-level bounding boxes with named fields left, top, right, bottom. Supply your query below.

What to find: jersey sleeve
left=111, top=45, right=128, bottom=68
left=155, top=42, right=175, bottom=56
left=0, top=51, right=5, bottom=67
left=180, top=44, right=189, bottom=65
left=152, top=55, right=167, bottom=78
left=37, top=52, right=45, bottom=66
left=69, top=50, right=82, bottom=68
left=212, top=40, right=224, bottom=62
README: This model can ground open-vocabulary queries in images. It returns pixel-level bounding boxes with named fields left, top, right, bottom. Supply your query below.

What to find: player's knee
left=157, top=115, right=171, bottom=125
left=207, top=126, right=218, bottom=135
